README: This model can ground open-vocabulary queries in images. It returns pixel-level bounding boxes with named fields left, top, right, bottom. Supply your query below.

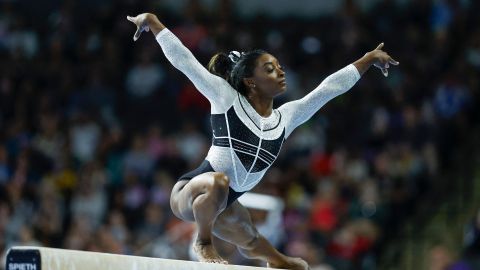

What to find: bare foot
left=267, top=256, right=309, bottom=270
left=193, top=239, right=228, bottom=264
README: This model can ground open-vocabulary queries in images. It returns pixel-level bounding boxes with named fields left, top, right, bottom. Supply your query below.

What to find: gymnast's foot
left=267, top=256, right=310, bottom=270
left=193, top=238, right=228, bottom=264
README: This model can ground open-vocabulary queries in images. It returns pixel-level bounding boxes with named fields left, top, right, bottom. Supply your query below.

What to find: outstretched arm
left=279, top=43, right=399, bottom=137
left=127, top=13, right=236, bottom=112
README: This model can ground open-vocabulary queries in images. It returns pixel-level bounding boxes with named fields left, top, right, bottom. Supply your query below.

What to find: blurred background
left=1, top=0, right=480, bottom=269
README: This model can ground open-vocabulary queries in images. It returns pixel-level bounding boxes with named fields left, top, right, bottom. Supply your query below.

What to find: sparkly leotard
left=156, top=29, right=361, bottom=205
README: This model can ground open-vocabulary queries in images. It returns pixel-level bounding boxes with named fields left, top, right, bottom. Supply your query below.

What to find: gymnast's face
left=246, top=54, right=286, bottom=98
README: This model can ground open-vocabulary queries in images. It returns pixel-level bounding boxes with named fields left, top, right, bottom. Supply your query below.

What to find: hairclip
left=228, top=51, right=244, bottom=63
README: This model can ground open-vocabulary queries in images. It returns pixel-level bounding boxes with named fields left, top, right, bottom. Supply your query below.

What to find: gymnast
left=127, top=13, right=398, bottom=270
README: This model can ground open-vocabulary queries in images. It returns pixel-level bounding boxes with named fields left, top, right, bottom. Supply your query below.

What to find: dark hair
left=207, top=50, right=267, bottom=96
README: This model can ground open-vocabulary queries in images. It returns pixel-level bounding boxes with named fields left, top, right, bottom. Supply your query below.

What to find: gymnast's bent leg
left=170, top=172, right=230, bottom=264
left=213, top=201, right=310, bottom=270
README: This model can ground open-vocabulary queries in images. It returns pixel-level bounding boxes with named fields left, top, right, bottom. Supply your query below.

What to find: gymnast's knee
left=211, top=172, right=229, bottom=189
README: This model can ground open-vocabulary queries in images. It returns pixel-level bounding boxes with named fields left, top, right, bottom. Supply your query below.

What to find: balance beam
left=6, top=246, right=276, bottom=270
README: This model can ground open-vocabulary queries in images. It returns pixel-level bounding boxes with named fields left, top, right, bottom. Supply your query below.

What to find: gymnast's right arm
left=126, top=13, right=234, bottom=109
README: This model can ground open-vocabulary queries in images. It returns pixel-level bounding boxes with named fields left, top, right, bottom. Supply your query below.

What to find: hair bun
left=207, top=52, right=234, bottom=79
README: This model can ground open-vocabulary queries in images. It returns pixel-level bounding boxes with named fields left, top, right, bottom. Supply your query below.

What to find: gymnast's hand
left=127, top=13, right=165, bottom=41
left=353, top=42, right=399, bottom=77
left=366, top=42, right=399, bottom=77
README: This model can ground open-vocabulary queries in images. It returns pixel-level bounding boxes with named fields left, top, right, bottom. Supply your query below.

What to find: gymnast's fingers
left=127, top=15, right=137, bottom=24
left=375, top=42, right=384, bottom=50
left=381, top=68, right=388, bottom=77
left=133, top=27, right=143, bottom=41
left=389, top=57, right=400, bottom=65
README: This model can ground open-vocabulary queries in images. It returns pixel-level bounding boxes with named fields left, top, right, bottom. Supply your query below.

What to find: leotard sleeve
left=278, top=64, right=361, bottom=138
left=155, top=29, right=236, bottom=113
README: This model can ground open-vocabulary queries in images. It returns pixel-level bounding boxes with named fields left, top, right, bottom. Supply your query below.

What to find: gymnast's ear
left=243, top=78, right=256, bottom=90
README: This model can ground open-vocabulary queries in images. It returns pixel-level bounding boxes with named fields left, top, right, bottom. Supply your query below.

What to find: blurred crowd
left=424, top=208, right=480, bottom=270
left=1, top=0, right=479, bottom=269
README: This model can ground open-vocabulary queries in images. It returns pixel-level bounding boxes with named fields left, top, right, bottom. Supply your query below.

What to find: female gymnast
left=127, top=13, right=398, bottom=270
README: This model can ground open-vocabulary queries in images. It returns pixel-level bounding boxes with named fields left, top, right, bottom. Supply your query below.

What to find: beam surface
left=6, top=246, right=276, bottom=270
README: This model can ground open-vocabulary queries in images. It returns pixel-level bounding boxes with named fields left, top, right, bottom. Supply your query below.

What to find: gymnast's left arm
left=278, top=43, right=399, bottom=137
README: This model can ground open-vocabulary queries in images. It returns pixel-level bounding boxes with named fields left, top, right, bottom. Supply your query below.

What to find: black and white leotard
left=156, top=29, right=361, bottom=205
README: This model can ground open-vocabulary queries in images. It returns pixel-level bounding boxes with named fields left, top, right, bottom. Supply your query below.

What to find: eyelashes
left=266, top=67, right=283, bottom=73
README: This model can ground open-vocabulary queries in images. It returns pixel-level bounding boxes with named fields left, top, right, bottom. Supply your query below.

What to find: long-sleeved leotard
left=156, top=29, right=360, bottom=203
